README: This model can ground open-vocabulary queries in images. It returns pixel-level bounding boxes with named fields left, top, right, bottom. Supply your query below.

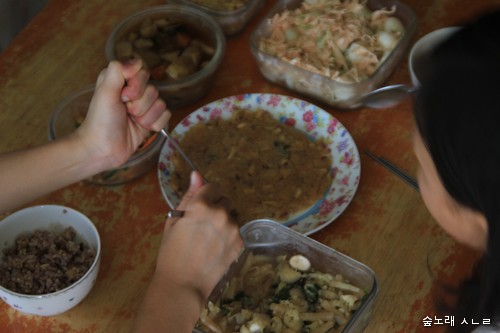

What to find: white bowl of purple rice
left=0, top=205, right=101, bottom=316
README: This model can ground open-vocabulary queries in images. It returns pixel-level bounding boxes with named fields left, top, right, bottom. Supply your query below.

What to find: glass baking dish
left=194, top=219, right=379, bottom=333
left=250, top=0, right=417, bottom=109
left=168, top=0, right=265, bottom=35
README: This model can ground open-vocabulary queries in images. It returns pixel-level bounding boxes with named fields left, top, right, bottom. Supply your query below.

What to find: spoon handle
left=362, top=84, right=417, bottom=109
left=160, top=129, right=208, bottom=183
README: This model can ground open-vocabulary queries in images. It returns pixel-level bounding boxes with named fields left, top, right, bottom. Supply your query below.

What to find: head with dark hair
left=413, top=9, right=500, bottom=330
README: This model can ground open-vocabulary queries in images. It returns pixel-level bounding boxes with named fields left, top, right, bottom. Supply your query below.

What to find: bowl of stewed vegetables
left=105, top=5, right=225, bottom=108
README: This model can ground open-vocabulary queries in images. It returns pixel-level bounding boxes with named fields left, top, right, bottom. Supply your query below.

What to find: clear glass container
left=48, top=86, right=165, bottom=185
left=194, top=219, right=379, bottom=333
left=105, top=5, right=225, bottom=108
left=168, top=0, right=265, bottom=36
left=250, top=0, right=417, bottom=109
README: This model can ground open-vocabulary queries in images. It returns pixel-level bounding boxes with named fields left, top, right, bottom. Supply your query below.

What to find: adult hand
left=76, top=59, right=170, bottom=170
left=130, top=172, right=242, bottom=333
left=156, top=171, right=244, bottom=301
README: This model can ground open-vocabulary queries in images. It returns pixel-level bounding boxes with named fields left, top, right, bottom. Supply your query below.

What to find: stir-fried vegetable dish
left=197, top=253, right=366, bottom=333
left=258, top=0, right=406, bottom=83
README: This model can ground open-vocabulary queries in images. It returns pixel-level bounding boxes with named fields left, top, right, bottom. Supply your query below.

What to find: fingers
left=126, top=84, right=159, bottom=116
left=169, top=172, right=232, bottom=226
left=190, top=171, right=206, bottom=190
left=95, top=68, right=107, bottom=87
left=128, top=95, right=170, bottom=131
left=166, top=171, right=206, bottom=224
left=98, top=59, right=149, bottom=103
left=119, top=58, right=144, bottom=79
left=121, top=68, right=150, bottom=102
left=175, top=171, right=207, bottom=212
left=149, top=108, right=171, bottom=132
left=118, top=62, right=170, bottom=132
left=225, top=229, right=244, bottom=266
left=96, top=59, right=143, bottom=95
left=192, top=182, right=228, bottom=210
left=98, top=60, right=170, bottom=132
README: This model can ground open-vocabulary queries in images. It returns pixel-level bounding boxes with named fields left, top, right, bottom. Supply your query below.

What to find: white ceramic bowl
left=408, top=26, right=461, bottom=86
left=0, top=205, right=101, bottom=316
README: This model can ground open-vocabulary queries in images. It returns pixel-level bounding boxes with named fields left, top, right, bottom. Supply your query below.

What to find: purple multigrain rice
left=0, top=227, right=96, bottom=295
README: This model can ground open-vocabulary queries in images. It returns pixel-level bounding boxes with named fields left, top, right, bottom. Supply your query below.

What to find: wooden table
left=0, top=1, right=497, bottom=332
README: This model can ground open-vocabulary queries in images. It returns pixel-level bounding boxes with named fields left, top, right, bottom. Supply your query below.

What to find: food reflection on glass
left=186, top=0, right=248, bottom=11
left=168, top=0, right=265, bottom=36
left=113, top=16, right=216, bottom=82
left=169, top=108, right=333, bottom=226
left=258, top=0, right=406, bottom=84
left=197, top=252, right=366, bottom=333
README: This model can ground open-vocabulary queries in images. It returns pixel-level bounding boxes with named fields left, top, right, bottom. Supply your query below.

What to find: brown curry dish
left=170, top=108, right=333, bottom=225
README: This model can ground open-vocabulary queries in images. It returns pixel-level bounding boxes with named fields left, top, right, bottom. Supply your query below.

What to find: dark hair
left=413, top=9, right=500, bottom=331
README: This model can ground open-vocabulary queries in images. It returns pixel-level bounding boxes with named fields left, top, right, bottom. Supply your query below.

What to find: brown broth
left=170, top=109, right=333, bottom=226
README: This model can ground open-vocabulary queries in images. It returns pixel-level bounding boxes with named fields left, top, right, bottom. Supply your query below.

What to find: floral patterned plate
left=157, top=93, right=360, bottom=235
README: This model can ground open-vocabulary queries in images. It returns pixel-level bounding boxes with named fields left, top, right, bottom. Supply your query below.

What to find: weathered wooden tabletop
left=1, top=0, right=497, bottom=332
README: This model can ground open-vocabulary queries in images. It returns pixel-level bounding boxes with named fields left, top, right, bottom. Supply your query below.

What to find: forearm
left=0, top=133, right=105, bottom=214
left=131, top=273, right=205, bottom=333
